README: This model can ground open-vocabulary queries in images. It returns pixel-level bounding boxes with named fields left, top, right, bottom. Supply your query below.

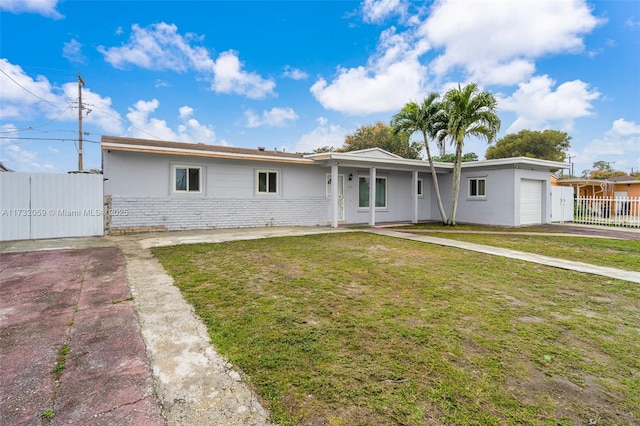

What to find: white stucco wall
left=103, top=150, right=328, bottom=231
left=103, top=149, right=554, bottom=230
left=340, top=169, right=433, bottom=224
left=428, top=167, right=552, bottom=226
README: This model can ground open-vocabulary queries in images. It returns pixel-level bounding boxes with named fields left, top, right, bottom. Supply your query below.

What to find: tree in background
left=312, top=146, right=335, bottom=154
left=432, top=152, right=478, bottom=163
left=581, top=161, right=626, bottom=180
left=441, top=83, right=500, bottom=226
left=391, top=93, right=449, bottom=224
left=485, top=129, right=570, bottom=162
left=341, top=122, right=423, bottom=159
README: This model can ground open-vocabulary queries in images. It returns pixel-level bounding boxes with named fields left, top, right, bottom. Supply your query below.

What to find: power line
left=0, top=136, right=100, bottom=144
left=0, top=67, right=63, bottom=107
left=84, top=102, right=164, bottom=141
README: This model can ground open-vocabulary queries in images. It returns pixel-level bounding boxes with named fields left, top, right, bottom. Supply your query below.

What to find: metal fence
left=574, top=196, right=640, bottom=228
left=0, top=172, right=104, bottom=241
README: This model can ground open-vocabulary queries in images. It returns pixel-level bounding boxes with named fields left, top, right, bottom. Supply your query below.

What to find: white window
left=174, top=166, right=202, bottom=193
left=417, top=179, right=424, bottom=197
left=359, top=176, right=387, bottom=208
left=257, top=170, right=278, bottom=194
left=469, top=178, right=486, bottom=198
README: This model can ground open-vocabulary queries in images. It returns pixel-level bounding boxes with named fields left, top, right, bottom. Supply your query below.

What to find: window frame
left=468, top=177, right=487, bottom=199
left=173, top=165, right=202, bottom=193
left=256, top=169, right=279, bottom=195
left=417, top=178, right=424, bottom=197
left=358, top=175, right=387, bottom=209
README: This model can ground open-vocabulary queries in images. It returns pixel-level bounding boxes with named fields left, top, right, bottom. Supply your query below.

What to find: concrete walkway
left=113, top=226, right=343, bottom=426
left=367, top=229, right=640, bottom=284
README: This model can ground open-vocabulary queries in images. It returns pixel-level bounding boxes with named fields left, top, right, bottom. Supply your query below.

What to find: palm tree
left=391, top=93, right=448, bottom=224
left=442, top=83, right=501, bottom=225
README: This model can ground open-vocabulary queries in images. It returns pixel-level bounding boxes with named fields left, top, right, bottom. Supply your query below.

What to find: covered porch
left=306, top=149, right=450, bottom=228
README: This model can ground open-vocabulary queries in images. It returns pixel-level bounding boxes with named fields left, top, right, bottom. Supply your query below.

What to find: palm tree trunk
left=423, top=132, right=448, bottom=224
left=447, top=137, right=463, bottom=225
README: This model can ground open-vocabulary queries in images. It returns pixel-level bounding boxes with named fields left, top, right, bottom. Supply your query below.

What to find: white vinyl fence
left=574, top=196, right=640, bottom=228
left=0, top=173, right=104, bottom=241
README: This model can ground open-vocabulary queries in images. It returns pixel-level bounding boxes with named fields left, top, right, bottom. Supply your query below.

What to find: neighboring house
left=553, top=175, right=640, bottom=217
left=101, top=136, right=567, bottom=233
left=553, top=176, right=640, bottom=198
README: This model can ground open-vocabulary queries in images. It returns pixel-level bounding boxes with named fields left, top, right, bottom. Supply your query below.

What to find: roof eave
left=102, top=142, right=315, bottom=165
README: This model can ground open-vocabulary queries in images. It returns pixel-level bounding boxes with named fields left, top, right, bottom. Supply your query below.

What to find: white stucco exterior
left=101, top=136, right=567, bottom=232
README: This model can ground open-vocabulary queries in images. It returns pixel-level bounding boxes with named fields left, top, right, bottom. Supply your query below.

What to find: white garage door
left=520, top=179, right=542, bottom=225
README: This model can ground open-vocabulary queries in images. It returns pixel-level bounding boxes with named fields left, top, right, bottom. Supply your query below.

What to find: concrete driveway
left=0, top=246, right=164, bottom=425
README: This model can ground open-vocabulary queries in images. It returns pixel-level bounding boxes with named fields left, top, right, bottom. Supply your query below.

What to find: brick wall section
left=108, top=196, right=329, bottom=233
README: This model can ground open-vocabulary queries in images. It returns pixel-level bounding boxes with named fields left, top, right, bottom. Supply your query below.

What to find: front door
left=327, top=174, right=345, bottom=221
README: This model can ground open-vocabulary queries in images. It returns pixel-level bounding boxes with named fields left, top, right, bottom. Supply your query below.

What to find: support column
left=369, top=167, right=376, bottom=226
left=331, top=164, right=339, bottom=228
left=412, top=170, right=419, bottom=224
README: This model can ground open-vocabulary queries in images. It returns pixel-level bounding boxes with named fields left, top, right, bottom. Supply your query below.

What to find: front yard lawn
left=412, top=233, right=640, bottom=272
left=153, top=233, right=640, bottom=425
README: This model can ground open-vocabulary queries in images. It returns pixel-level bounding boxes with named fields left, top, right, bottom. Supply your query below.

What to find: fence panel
left=0, top=173, right=104, bottom=241
left=574, top=196, right=640, bottom=228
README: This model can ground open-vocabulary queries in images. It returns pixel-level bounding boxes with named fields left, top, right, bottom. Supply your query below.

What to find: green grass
left=41, top=408, right=55, bottom=420
left=153, top=233, right=640, bottom=425
left=51, top=344, right=70, bottom=379
left=415, top=233, right=640, bottom=272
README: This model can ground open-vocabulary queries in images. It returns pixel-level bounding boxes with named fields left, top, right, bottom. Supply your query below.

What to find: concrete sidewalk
left=367, top=229, right=640, bottom=284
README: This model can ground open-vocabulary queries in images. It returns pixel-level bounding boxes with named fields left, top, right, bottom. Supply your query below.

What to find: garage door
left=520, top=179, right=542, bottom=225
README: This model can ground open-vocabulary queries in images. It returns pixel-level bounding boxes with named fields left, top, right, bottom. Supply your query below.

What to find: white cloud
left=0, top=0, right=63, bottom=19
left=282, top=66, right=308, bottom=80
left=176, top=107, right=216, bottom=143
left=0, top=126, right=57, bottom=172
left=154, top=79, right=170, bottom=88
left=311, top=27, right=428, bottom=115
left=421, top=0, right=603, bottom=85
left=211, top=50, right=275, bottom=99
left=0, top=59, right=122, bottom=134
left=625, top=17, right=640, bottom=30
left=608, top=118, right=640, bottom=136
left=126, top=99, right=216, bottom=144
left=362, top=0, right=406, bottom=23
left=62, top=39, right=86, bottom=64
left=98, top=23, right=275, bottom=99
left=178, top=106, right=193, bottom=120
left=98, top=23, right=214, bottom=72
left=292, top=117, right=348, bottom=153
left=577, top=119, right=640, bottom=172
left=498, top=75, right=600, bottom=132
left=244, top=107, right=298, bottom=128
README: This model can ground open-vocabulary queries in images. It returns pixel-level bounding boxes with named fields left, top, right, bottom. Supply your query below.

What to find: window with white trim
left=257, top=170, right=278, bottom=194
left=469, top=177, right=486, bottom=198
left=359, top=176, right=387, bottom=208
left=417, top=179, right=424, bottom=197
left=174, top=166, right=202, bottom=193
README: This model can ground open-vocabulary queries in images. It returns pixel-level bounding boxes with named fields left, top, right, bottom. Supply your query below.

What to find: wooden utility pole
left=78, top=72, right=85, bottom=171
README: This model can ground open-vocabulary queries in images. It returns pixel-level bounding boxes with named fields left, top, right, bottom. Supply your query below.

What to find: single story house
left=101, top=136, right=568, bottom=233
left=552, top=175, right=640, bottom=198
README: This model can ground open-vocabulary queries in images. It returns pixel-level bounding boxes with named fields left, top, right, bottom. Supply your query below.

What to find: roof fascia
left=102, top=142, right=314, bottom=165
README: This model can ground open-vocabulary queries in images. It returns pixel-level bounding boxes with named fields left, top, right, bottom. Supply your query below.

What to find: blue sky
left=1, top=0, right=639, bottom=176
